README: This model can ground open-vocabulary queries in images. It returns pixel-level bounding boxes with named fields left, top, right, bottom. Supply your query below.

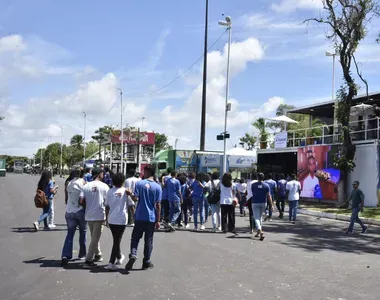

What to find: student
left=84, top=168, right=93, bottom=183
left=251, top=173, right=273, bottom=240
left=124, top=169, right=140, bottom=227
left=277, top=173, right=287, bottom=219
left=346, top=181, right=368, bottom=235
left=33, top=171, right=58, bottom=231
left=236, top=179, right=247, bottom=217
left=286, top=174, right=302, bottom=224
left=125, top=165, right=162, bottom=271
left=264, top=173, right=277, bottom=221
left=80, top=168, right=110, bottom=268
left=206, top=172, right=221, bottom=232
left=191, top=173, right=205, bottom=231
left=166, top=170, right=183, bottom=231
left=178, top=175, right=191, bottom=229
left=246, top=172, right=258, bottom=234
left=61, top=168, right=86, bottom=267
left=105, top=173, right=135, bottom=271
left=220, top=173, right=237, bottom=233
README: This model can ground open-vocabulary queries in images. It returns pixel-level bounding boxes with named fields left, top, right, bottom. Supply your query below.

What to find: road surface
left=1, top=173, right=379, bottom=300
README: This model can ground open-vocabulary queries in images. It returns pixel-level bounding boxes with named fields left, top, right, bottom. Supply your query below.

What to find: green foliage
left=239, top=133, right=257, bottom=150
left=154, top=133, right=171, bottom=152
left=70, top=134, right=83, bottom=150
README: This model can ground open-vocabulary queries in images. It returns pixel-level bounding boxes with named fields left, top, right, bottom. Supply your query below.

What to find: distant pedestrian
left=125, top=165, right=162, bottom=271
left=124, top=169, right=140, bottom=227
left=84, top=167, right=92, bottom=183
left=346, top=181, right=368, bottom=235
left=220, top=173, right=237, bottom=233
left=264, top=173, right=277, bottom=221
left=286, top=174, right=301, bottom=224
left=246, top=172, right=258, bottom=234
left=276, top=173, right=287, bottom=219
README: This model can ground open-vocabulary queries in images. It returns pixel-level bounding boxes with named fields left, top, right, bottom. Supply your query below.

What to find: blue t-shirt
left=277, top=179, right=287, bottom=197
left=181, top=183, right=188, bottom=198
left=251, top=182, right=270, bottom=204
left=167, top=178, right=181, bottom=202
left=161, top=175, right=171, bottom=200
left=191, top=180, right=203, bottom=199
left=134, top=179, right=162, bottom=222
left=103, top=172, right=112, bottom=187
left=265, top=179, right=277, bottom=197
left=84, top=173, right=93, bottom=183
left=45, top=180, right=54, bottom=200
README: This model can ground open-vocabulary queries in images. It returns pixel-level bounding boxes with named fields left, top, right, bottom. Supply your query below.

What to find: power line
left=107, top=29, right=228, bottom=115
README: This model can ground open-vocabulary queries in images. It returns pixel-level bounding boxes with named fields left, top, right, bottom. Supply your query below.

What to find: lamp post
left=82, top=112, right=87, bottom=166
left=60, top=125, right=63, bottom=177
left=326, top=51, right=337, bottom=141
left=219, top=15, right=232, bottom=174
left=140, top=116, right=146, bottom=132
left=117, top=88, right=124, bottom=174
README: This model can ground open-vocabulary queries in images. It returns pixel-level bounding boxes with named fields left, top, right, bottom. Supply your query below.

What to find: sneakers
left=33, top=222, right=39, bottom=231
left=200, top=225, right=206, bottom=231
left=212, top=227, right=217, bottom=233
left=43, top=226, right=51, bottom=231
left=345, top=230, right=353, bottom=235
left=218, top=226, right=222, bottom=232
left=94, top=255, right=103, bottom=262
left=116, top=254, right=125, bottom=265
left=362, top=226, right=368, bottom=234
left=125, top=255, right=137, bottom=271
left=142, top=261, right=154, bottom=270
left=83, top=261, right=98, bottom=269
left=61, top=257, right=68, bottom=267
left=167, top=223, right=176, bottom=232
left=185, top=224, right=190, bottom=229
left=193, top=226, right=198, bottom=231
left=48, top=224, right=56, bottom=228
left=105, top=263, right=119, bottom=271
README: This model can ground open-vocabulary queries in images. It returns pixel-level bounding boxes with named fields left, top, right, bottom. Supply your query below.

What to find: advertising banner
left=200, top=154, right=221, bottom=168
left=275, top=131, right=288, bottom=148
left=228, top=155, right=257, bottom=168
left=111, top=131, right=155, bottom=145
left=298, top=145, right=340, bottom=200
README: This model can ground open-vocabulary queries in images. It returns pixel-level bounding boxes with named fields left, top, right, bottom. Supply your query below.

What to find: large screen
left=297, top=145, right=340, bottom=200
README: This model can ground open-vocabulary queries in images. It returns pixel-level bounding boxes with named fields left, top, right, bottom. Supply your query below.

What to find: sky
left=1, top=0, right=380, bottom=156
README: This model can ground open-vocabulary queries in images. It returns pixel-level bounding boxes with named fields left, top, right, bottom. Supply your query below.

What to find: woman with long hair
left=206, top=172, right=221, bottom=232
left=33, top=170, right=57, bottom=231
left=220, top=173, right=237, bottom=233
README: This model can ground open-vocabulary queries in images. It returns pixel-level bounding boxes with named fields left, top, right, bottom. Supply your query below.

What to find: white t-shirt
left=286, top=180, right=302, bottom=201
left=80, top=180, right=110, bottom=221
left=206, top=179, right=220, bottom=191
left=220, top=183, right=236, bottom=205
left=66, top=178, right=85, bottom=214
left=125, top=176, right=141, bottom=203
left=247, top=180, right=258, bottom=200
left=105, top=187, right=135, bottom=225
left=300, top=174, right=319, bottom=198
left=236, top=182, right=247, bottom=194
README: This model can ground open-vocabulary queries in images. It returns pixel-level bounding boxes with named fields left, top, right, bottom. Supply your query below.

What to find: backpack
left=208, top=180, right=220, bottom=205
left=278, top=180, right=287, bottom=198
left=34, top=189, right=48, bottom=208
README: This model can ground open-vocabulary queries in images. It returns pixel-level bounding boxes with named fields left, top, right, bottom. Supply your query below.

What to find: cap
left=92, top=167, right=103, bottom=180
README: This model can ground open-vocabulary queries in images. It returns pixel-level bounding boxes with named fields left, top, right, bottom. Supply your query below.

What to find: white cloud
left=271, top=0, right=323, bottom=13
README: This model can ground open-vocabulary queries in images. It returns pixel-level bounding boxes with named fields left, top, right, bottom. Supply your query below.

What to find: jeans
left=252, top=202, right=266, bottom=231
left=276, top=197, right=285, bottom=214
left=38, top=199, right=52, bottom=228
left=221, top=204, right=235, bottom=232
left=210, top=203, right=221, bottom=229
left=238, top=195, right=247, bottom=215
left=181, top=199, right=192, bottom=225
left=288, top=200, right=299, bottom=221
left=204, top=197, right=210, bottom=222
left=61, top=210, right=87, bottom=259
left=169, top=201, right=181, bottom=225
left=348, top=206, right=365, bottom=232
left=48, top=200, right=55, bottom=225
left=130, top=221, right=155, bottom=262
left=161, top=200, right=170, bottom=223
left=265, top=197, right=273, bottom=219
left=247, top=198, right=254, bottom=230
left=192, top=197, right=204, bottom=227
left=109, top=224, right=127, bottom=264
left=86, top=221, right=104, bottom=262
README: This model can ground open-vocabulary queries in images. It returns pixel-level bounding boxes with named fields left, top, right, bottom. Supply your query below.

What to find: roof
left=288, top=91, right=380, bottom=118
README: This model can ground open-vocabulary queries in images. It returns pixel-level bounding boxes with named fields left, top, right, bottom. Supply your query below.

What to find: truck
left=13, top=160, right=24, bottom=174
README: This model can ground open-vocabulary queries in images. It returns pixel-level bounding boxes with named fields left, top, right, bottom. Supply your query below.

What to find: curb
left=297, top=208, right=380, bottom=226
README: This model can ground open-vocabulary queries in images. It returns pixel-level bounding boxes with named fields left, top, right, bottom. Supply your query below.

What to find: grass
left=299, top=201, right=380, bottom=220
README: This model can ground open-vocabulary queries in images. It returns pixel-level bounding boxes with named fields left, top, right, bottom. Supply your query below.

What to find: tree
left=253, top=118, right=269, bottom=149
left=44, top=143, right=61, bottom=169
left=305, top=0, right=379, bottom=205
left=70, top=134, right=83, bottom=150
left=239, top=133, right=257, bottom=150
left=85, top=141, right=99, bottom=158
left=154, top=133, right=171, bottom=152
left=92, top=126, right=113, bottom=158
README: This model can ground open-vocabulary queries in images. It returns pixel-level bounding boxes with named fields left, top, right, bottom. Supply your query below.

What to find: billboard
left=111, top=131, right=155, bottom=145
left=298, top=145, right=340, bottom=200
left=229, top=155, right=256, bottom=168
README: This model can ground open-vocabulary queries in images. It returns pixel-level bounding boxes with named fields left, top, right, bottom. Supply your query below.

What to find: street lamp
left=117, top=88, right=124, bottom=174
left=219, top=15, right=232, bottom=175
left=326, top=50, right=338, bottom=141
left=82, top=112, right=87, bottom=166
left=60, top=125, right=63, bottom=177
left=140, top=116, right=146, bottom=132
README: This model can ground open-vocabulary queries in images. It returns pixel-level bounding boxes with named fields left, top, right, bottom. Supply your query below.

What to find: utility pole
left=136, top=127, right=140, bottom=173
left=60, top=125, right=63, bottom=177
left=83, top=112, right=87, bottom=166
left=200, top=0, right=209, bottom=151
left=117, top=88, right=124, bottom=174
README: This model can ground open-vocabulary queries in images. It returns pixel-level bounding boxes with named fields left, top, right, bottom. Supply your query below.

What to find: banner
left=298, top=145, right=340, bottom=200
left=111, top=131, right=155, bottom=145
left=229, top=155, right=256, bottom=168
left=200, top=154, right=221, bottom=167
left=275, top=132, right=288, bottom=148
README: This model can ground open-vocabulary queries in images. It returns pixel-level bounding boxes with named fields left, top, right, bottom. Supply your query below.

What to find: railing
left=287, top=117, right=379, bottom=147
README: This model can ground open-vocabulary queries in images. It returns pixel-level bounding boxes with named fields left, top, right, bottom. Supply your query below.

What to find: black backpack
left=208, top=180, right=220, bottom=204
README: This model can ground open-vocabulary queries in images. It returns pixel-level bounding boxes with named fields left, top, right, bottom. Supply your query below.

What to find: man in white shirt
left=300, top=156, right=320, bottom=198
left=246, top=172, right=258, bottom=233
left=286, top=174, right=302, bottom=224
left=125, top=169, right=141, bottom=226
left=80, top=167, right=110, bottom=268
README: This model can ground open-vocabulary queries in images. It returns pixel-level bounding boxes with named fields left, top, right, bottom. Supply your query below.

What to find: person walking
left=286, top=174, right=302, bottom=224
left=220, top=173, right=237, bottom=233
left=105, top=173, right=135, bottom=271
left=166, top=170, right=183, bottom=231
left=346, top=181, right=368, bottom=235
left=33, top=171, right=58, bottom=231
left=191, top=173, right=205, bottom=231
left=236, top=179, right=247, bottom=217
left=80, top=168, right=110, bottom=268
left=61, top=168, right=87, bottom=267
left=206, top=172, right=221, bottom=232
left=124, top=169, right=140, bottom=227
left=264, top=173, right=277, bottom=221
left=276, top=173, right=287, bottom=219
left=251, top=173, right=273, bottom=241
left=246, top=172, right=258, bottom=234
left=124, top=165, right=162, bottom=271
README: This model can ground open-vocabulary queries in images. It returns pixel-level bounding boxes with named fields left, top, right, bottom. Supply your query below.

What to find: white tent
left=268, top=115, right=298, bottom=124
left=227, top=147, right=257, bottom=167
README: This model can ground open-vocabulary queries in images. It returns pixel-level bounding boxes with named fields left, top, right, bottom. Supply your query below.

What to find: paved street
left=1, top=173, right=380, bottom=300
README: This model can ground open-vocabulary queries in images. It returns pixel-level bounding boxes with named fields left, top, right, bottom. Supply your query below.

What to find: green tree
left=253, top=118, right=269, bottom=149
left=85, top=141, right=99, bottom=158
left=92, top=126, right=113, bottom=158
left=44, top=143, right=61, bottom=168
left=70, top=134, right=83, bottom=150
left=154, top=133, right=171, bottom=152
left=305, top=0, right=379, bottom=205
left=239, top=133, right=257, bottom=150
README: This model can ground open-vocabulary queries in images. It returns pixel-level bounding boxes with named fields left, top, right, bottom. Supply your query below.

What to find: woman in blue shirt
left=33, top=171, right=57, bottom=231
left=191, top=173, right=205, bottom=231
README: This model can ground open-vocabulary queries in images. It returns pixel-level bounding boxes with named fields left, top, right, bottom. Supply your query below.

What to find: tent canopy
left=268, top=115, right=298, bottom=124
left=227, top=147, right=256, bottom=156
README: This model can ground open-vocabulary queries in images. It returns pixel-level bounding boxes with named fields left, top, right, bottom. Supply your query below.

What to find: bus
left=14, top=161, right=24, bottom=174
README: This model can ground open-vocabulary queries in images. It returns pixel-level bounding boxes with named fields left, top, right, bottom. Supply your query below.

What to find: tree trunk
left=337, top=170, right=349, bottom=207
left=98, top=142, right=101, bottom=160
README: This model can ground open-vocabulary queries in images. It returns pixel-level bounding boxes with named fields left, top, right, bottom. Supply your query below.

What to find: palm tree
left=253, top=118, right=269, bottom=149
left=92, top=126, right=112, bottom=158
left=70, top=134, right=83, bottom=150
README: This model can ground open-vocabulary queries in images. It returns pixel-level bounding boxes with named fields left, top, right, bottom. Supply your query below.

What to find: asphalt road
left=1, top=173, right=380, bottom=300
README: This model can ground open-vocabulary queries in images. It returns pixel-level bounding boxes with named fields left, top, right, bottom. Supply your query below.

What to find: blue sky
left=1, top=0, right=380, bottom=156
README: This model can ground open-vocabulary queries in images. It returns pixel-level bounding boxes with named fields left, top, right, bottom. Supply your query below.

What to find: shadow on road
left=11, top=227, right=67, bottom=233
left=23, top=257, right=81, bottom=269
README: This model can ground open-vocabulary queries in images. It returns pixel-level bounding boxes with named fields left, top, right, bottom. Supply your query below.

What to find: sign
left=275, top=131, right=288, bottom=148
left=200, top=154, right=221, bottom=167
left=229, top=155, right=256, bottom=168
left=111, top=131, right=155, bottom=145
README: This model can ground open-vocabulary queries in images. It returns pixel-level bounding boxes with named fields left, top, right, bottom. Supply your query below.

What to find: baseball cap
left=92, top=167, right=103, bottom=180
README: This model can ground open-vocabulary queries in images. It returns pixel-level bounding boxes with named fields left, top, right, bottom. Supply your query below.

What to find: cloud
left=271, top=0, right=323, bottom=13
